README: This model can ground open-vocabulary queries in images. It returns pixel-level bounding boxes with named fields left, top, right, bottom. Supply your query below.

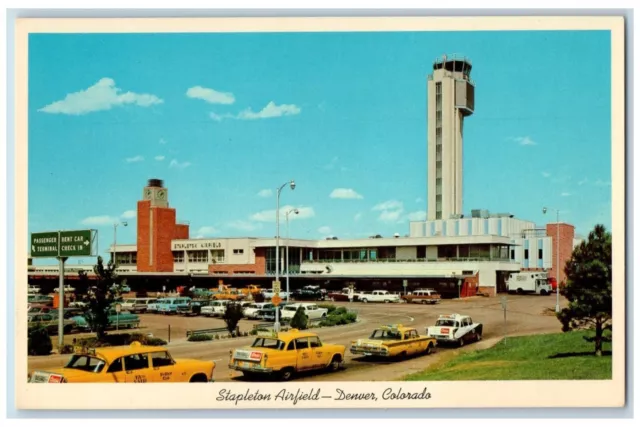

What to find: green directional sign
left=59, top=230, right=93, bottom=256
left=30, top=232, right=60, bottom=257
left=30, top=229, right=96, bottom=258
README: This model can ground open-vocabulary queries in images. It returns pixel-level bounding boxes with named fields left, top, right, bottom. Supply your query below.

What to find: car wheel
left=362, top=299, right=368, bottom=304
left=540, top=290, right=547, bottom=296
left=329, top=355, right=342, bottom=371
left=516, top=288, right=523, bottom=295
left=280, top=368, right=295, bottom=381
left=458, top=338, right=465, bottom=347
left=422, top=300, right=428, bottom=305
left=384, top=300, right=390, bottom=303
left=476, top=330, right=482, bottom=342
left=425, top=344, right=434, bottom=355
left=63, top=325, right=72, bottom=334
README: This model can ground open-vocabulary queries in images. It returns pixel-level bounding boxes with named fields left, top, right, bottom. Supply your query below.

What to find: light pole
left=285, top=208, right=300, bottom=303
left=113, top=221, right=128, bottom=265
left=275, top=180, right=296, bottom=332
left=543, top=207, right=560, bottom=313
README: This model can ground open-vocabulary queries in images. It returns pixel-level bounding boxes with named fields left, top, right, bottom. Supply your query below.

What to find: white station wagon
left=280, top=303, right=328, bottom=321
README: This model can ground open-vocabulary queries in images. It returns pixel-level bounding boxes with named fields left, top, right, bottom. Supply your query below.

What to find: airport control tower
left=427, top=54, right=475, bottom=221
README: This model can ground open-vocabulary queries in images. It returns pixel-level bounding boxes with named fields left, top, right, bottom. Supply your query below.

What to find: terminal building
left=28, top=54, right=582, bottom=297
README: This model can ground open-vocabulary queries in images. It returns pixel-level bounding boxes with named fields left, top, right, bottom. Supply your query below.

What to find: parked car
left=327, top=288, right=359, bottom=302
left=121, top=298, right=157, bottom=314
left=28, top=295, right=54, bottom=306
left=243, top=302, right=275, bottom=319
left=262, top=289, right=291, bottom=300
left=28, top=286, right=41, bottom=294
left=357, top=290, right=400, bottom=304
left=28, top=341, right=216, bottom=383
left=402, top=289, right=441, bottom=304
left=228, top=330, right=345, bottom=381
left=156, top=297, right=192, bottom=315
left=200, top=300, right=231, bottom=317
left=177, top=299, right=212, bottom=316
left=71, top=309, right=140, bottom=332
left=28, top=313, right=76, bottom=334
left=350, top=324, right=436, bottom=358
left=292, top=285, right=326, bottom=301
left=280, top=303, right=328, bottom=321
left=54, top=285, right=76, bottom=293
left=426, top=313, right=483, bottom=347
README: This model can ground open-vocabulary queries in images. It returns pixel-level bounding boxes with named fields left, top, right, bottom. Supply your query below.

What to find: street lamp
left=285, top=208, right=300, bottom=303
left=275, top=180, right=296, bottom=332
left=113, top=221, right=128, bottom=265
left=543, top=207, right=560, bottom=313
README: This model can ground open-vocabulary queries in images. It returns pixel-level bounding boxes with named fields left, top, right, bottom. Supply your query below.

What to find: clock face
left=144, top=189, right=152, bottom=200
left=157, top=190, right=166, bottom=200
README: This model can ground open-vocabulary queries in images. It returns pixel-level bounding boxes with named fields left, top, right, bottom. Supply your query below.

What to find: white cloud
left=250, top=205, right=315, bottom=222
left=513, top=136, right=537, bottom=146
left=354, top=213, right=362, bottom=222
left=39, top=78, right=163, bottom=115
left=407, top=210, right=427, bottom=221
left=257, top=189, right=273, bottom=198
left=541, top=171, right=552, bottom=178
left=186, top=86, right=235, bottom=104
left=121, top=210, right=136, bottom=219
left=372, top=200, right=405, bottom=223
left=372, top=200, right=403, bottom=211
left=125, top=155, right=144, bottom=163
left=81, top=215, right=116, bottom=226
left=561, top=192, right=572, bottom=197
left=318, top=226, right=332, bottom=235
left=154, top=155, right=165, bottom=161
left=197, top=226, right=219, bottom=236
left=169, top=159, right=191, bottom=170
left=227, top=220, right=262, bottom=232
left=237, top=101, right=301, bottom=120
left=330, top=188, right=363, bottom=199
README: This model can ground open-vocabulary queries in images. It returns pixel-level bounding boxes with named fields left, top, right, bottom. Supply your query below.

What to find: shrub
left=188, top=334, right=213, bottom=342
left=74, top=333, right=167, bottom=348
left=223, top=302, right=244, bottom=335
left=249, top=329, right=258, bottom=336
left=145, top=337, right=168, bottom=346
left=290, top=306, right=309, bottom=330
left=318, top=303, right=337, bottom=314
left=28, top=326, right=53, bottom=356
left=214, top=334, right=220, bottom=340
left=317, top=311, right=357, bottom=328
left=59, top=344, right=75, bottom=354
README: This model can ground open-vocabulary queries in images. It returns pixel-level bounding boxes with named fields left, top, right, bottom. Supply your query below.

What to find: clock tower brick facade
left=137, top=179, right=189, bottom=273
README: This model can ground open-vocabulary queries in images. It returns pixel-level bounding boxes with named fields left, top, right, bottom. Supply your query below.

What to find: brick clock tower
left=137, top=179, right=189, bottom=272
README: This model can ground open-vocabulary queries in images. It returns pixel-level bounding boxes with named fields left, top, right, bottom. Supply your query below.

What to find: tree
left=557, top=224, right=612, bottom=356
left=223, top=302, right=244, bottom=336
left=289, top=305, right=308, bottom=330
left=82, top=256, right=121, bottom=340
left=75, top=269, right=91, bottom=297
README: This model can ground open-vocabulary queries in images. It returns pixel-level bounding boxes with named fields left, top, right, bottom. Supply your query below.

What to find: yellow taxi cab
left=28, top=341, right=215, bottom=383
left=229, top=329, right=346, bottom=381
left=350, top=324, right=436, bottom=359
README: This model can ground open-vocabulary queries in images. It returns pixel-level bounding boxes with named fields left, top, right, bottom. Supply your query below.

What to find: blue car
left=156, top=297, right=192, bottom=315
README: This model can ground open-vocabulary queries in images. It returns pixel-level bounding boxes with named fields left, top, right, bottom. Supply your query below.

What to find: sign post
left=402, top=279, right=408, bottom=296
left=272, top=280, right=281, bottom=332
left=30, top=229, right=97, bottom=349
left=501, top=296, right=508, bottom=345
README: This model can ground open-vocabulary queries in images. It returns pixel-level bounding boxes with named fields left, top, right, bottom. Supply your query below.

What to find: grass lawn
left=404, top=330, right=612, bottom=381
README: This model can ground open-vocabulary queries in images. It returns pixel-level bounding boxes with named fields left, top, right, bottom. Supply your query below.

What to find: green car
left=71, top=309, right=140, bottom=332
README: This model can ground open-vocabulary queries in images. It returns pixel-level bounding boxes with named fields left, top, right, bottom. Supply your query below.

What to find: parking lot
left=29, top=294, right=566, bottom=381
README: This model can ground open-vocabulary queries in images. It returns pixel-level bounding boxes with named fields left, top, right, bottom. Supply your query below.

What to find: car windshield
left=64, top=355, right=106, bottom=373
left=436, top=319, right=458, bottom=327
left=251, top=338, right=285, bottom=350
left=369, top=329, right=402, bottom=340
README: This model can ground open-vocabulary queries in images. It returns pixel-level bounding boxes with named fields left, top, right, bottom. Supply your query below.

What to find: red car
left=327, top=288, right=360, bottom=302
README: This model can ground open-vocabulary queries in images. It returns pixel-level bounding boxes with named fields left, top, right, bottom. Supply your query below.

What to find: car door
left=106, top=357, right=128, bottom=382
left=122, top=352, right=152, bottom=383
left=295, top=337, right=312, bottom=371
left=404, top=330, right=421, bottom=355
left=149, top=351, right=183, bottom=382
left=308, top=336, right=327, bottom=369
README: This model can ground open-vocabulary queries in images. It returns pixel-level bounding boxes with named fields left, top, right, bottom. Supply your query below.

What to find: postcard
left=13, top=15, right=625, bottom=410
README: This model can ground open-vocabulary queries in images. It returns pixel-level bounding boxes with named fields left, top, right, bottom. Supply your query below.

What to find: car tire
left=476, top=330, right=482, bottom=342
left=517, top=288, right=523, bottom=295
left=458, top=338, right=465, bottom=347
left=422, top=300, right=428, bottom=305
left=329, top=355, right=342, bottom=371
left=280, top=368, right=295, bottom=381
left=425, top=344, right=434, bottom=355
left=384, top=300, right=390, bottom=303
left=540, top=290, right=547, bottom=296
left=362, top=299, right=368, bottom=304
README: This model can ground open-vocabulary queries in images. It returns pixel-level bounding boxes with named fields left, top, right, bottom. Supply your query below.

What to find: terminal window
left=233, top=249, right=244, bottom=255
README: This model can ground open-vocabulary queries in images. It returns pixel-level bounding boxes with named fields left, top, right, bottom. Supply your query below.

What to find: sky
left=27, top=30, right=612, bottom=263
